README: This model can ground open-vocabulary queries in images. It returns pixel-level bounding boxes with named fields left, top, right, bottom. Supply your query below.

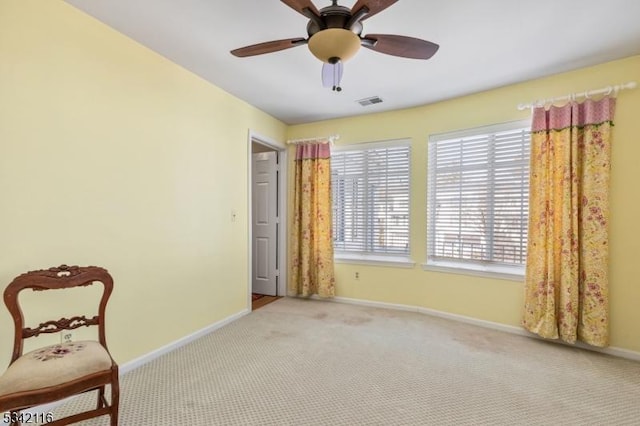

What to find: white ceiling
left=64, top=0, right=640, bottom=125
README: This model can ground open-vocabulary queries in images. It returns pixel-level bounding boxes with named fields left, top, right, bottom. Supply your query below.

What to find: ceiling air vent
left=356, top=96, right=384, bottom=107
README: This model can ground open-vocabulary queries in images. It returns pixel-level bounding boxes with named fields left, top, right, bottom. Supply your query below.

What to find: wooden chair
left=0, top=265, right=119, bottom=425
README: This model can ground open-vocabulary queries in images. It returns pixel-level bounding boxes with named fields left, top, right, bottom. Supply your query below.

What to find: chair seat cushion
left=0, top=340, right=113, bottom=397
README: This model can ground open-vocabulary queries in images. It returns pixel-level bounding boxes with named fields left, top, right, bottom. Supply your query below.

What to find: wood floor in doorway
left=251, top=294, right=280, bottom=310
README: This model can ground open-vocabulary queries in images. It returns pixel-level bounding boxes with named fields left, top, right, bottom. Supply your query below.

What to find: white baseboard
left=119, top=308, right=250, bottom=375
left=2, top=308, right=250, bottom=423
left=321, top=295, right=640, bottom=362
left=310, top=294, right=420, bottom=313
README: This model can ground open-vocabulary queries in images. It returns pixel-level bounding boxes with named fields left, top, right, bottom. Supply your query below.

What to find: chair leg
left=97, top=385, right=106, bottom=409
left=110, top=369, right=120, bottom=426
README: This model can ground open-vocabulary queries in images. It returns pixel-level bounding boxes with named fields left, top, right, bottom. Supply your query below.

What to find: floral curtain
left=523, top=96, right=616, bottom=347
left=289, top=142, right=335, bottom=297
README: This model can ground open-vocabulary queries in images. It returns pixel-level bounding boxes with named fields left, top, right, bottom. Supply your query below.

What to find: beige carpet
left=53, top=297, right=640, bottom=425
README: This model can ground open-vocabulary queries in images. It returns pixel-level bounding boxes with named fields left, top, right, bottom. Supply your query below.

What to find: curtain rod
left=286, top=134, right=340, bottom=145
left=517, top=81, right=637, bottom=111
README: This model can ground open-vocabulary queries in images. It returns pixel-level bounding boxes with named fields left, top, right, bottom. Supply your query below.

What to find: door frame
left=247, top=130, right=288, bottom=309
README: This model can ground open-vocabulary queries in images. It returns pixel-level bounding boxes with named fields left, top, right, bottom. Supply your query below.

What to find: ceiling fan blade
left=230, top=38, right=307, bottom=57
left=351, top=0, right=399, bottom=21
left=281, top=0, right=321, bottom=19
left=362, top=34, right=439, bottom=60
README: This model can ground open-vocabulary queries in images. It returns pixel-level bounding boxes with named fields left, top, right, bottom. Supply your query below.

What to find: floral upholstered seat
left=0, top=341, right=112, bottom=397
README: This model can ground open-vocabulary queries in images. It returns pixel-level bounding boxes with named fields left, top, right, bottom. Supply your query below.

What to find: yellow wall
left=0, top=1, right=286, bottom=368
left=288, top=55, right=640, bottom=352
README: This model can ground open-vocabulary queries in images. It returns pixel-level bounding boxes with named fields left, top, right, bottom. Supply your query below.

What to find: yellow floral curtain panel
left=289, top=142, right=335, bottom=297
left=523, top=97, right=616, bottom=347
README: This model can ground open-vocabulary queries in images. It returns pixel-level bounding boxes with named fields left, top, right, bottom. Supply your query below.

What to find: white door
left=252, top=151, right=278, bottom=296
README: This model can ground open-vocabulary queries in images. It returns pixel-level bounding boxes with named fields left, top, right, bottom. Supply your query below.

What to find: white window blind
left=332, top=140, right=410, bottom=256
left=427, top=121, right=530, bottom=274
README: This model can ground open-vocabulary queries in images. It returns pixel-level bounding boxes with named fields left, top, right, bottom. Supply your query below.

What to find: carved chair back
left=3, top=265, right=114, bottom=366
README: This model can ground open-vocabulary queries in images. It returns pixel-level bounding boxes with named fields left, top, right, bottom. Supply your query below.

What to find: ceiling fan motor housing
left=306, top=3, right=363, bottom=36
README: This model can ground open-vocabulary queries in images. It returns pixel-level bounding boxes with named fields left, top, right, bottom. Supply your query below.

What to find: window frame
left=423, top=119, right=531, bottom=281
left=331, top=139, right=414, bottom=268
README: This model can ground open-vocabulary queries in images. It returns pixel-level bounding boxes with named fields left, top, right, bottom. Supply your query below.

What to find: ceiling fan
left=230, top=0, right=439, bottom=91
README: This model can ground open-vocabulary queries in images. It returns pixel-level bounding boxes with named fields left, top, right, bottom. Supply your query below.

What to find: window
left=331, top=140, right=411, bottom=263
left=426, top=120, right=530, bottom=278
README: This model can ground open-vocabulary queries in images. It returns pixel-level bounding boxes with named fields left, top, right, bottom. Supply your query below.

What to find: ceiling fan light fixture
left=308, top=28, right=361, bottom=63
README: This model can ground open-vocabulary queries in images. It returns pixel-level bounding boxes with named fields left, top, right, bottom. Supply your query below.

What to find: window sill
left=335, top=254, right=416, bottom=269
left=422, top=261, right=524, bottom=282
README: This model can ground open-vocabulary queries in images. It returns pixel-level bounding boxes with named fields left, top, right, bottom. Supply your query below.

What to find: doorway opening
left=251, top=293, right=280, bottom=311
left=248, top=133, right=287, bottom=310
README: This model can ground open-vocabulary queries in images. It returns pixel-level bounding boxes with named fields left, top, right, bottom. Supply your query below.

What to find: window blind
left=332, top=142, right=410, bottom=255
left=427, top=123, right=530, bottom=269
